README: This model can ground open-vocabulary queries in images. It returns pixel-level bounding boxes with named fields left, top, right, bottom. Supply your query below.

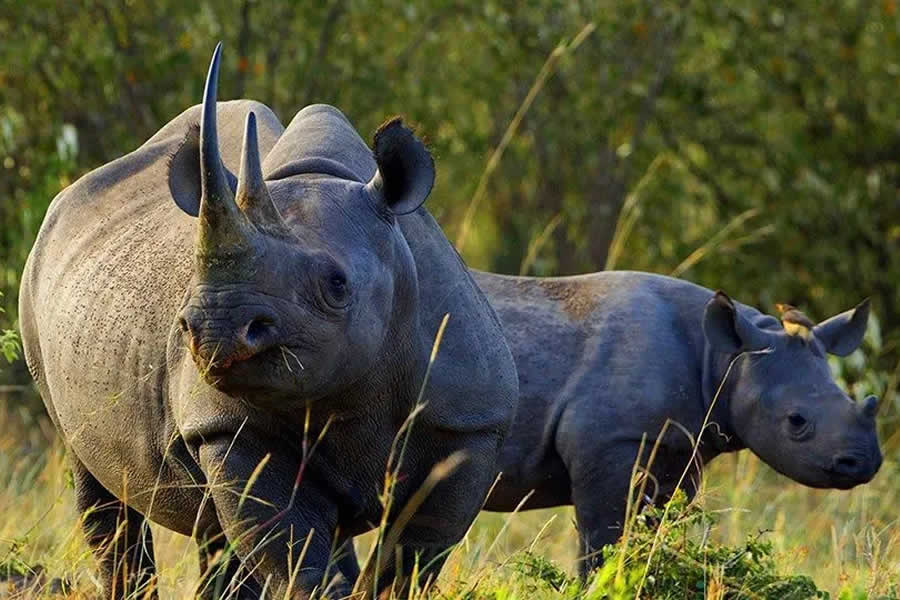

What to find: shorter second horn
left=236, top=112, right=288, bottom=231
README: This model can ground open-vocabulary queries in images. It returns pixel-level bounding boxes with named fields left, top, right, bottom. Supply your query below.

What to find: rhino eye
left=787, top=413, right=813, bottom=440
left=322, top=268, right=350, bottom=309
left=330, top=272, right=346, bottom=291
left=788, top=414, right=807, bottom=428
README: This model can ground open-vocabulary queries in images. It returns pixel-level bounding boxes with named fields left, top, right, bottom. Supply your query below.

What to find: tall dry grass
left=1, top=398, right=896, bottom=598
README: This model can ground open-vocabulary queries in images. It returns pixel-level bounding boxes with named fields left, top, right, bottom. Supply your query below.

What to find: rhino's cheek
left=752, top=438, right=838, bottom=488
left=734, top=415, right=827, bottom=486
left=775, top=458, right=833, bottom=488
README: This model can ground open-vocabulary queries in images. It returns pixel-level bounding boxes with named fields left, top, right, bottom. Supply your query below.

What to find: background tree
left=1, top=0, right=897, bottom=427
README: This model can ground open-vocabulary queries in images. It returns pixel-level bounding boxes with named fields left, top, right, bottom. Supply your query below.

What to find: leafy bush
left=0, top=330, right=18, bottom=364
left=582, top=490, right=825, bottom=599
left=0, top=293, right=19, bottom=364
left=463, top=489, right=900, bottom=600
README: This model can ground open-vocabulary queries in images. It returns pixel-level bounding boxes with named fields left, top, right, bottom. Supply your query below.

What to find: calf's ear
left=703, top=291, right=771, bottom=354
left=813, top=298, right=870, bottom=357
left=167, top=123, right=237, bottom=217
left=367, top=117, right=435, bottom=216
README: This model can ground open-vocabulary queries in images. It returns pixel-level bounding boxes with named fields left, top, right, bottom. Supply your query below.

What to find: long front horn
left=236, top=111, right=289, bottom=233
left=198, top=43, right=254, bottom=256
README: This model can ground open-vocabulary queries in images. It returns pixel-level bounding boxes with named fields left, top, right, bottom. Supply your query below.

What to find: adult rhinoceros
left=19, top=45, right=518, bottom=598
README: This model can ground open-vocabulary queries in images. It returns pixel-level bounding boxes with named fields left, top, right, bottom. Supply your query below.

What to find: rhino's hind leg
left=71, top=457, right=157, bottom=599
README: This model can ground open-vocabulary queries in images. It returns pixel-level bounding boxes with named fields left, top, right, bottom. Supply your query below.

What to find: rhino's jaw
left=749, top=432, right=883, bottom=490
left=775, top=459, right=880, bottom=490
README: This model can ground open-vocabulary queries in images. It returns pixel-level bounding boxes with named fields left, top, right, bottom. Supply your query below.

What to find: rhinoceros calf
left=19, top=45, right=518, bottom=598
left=475, top=270, right=882, bottom=575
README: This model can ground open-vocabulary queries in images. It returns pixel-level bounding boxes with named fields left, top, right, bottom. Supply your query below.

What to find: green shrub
left=0, top=293, right=19, bottom=364
left=578, top=490, right=824, bottom=599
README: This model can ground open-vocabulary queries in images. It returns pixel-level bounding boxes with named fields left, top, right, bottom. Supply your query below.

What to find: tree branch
left=298, top=0, right=346, bottom=105
left=235, top=0, right=252, bottom=98
left=657, top=119, right=733, bottom=211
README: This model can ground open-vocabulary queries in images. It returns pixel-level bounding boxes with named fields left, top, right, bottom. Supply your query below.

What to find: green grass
left=0, top=400, right=897, bottom=599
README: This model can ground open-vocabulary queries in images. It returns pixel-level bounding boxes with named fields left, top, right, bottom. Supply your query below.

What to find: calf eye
left=788, top=414, right=807, bottom=428
left=786, top=412, right=813, bottom=440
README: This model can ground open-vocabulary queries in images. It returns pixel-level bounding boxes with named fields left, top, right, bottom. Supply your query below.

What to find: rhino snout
left=180, top=305, right=279, bottom=372
left=827, top=449, right=882, bottom=485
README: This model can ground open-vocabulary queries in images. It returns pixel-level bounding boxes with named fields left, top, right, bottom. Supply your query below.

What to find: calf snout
left=829, top=449, right=882, bottom=483
left=180, top=305, right=279, bottom=372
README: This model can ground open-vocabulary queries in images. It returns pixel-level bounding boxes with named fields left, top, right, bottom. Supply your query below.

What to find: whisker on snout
left=280, top=346, right=304, bottom=372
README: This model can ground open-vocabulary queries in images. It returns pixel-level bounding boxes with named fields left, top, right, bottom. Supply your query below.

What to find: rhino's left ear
left=703, top=291, right=771, bottom=354
left=813, top=298, right=870, bottom=356
left=367, top=117, right=435, bottom=216
left=167, top=123, right=237, bottom=217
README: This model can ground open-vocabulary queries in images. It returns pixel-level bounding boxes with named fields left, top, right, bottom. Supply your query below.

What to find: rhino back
left=401, top=210, right=518, bottom=433
left=474, top=270, right=715, bottom=497
left=19, top=100, right=282, bottom=531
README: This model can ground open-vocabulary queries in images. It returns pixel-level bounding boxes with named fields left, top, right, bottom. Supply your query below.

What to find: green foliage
left=838, top=586, right=900, bottom=600
left=445, top=489, right=898, bottom=599
left=0, top=295, right=19, bottom=364
left=0, top=536, right=34, bottom=579
left=2, top=1, right=898, bottom=332
left=512, top=552, right=579, bottom=595
left=580, top=490, right=826, bottom=599
left=0, top=330, right=18, bottom=365
left=1, top=1, right=898, bottom=362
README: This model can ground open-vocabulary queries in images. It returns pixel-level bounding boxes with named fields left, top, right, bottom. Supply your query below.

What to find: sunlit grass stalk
left=519, top=213, right=563, bottom=276
left=455, top=22, right=596, bottom=253
left=604, top=154, right=671, bottom=271
left=668, top=208, right=766, bottom=278
left=354, top=313, right=451, bottom=598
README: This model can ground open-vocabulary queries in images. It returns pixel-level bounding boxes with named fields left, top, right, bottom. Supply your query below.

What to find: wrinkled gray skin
left=475, top=271, right=882, bottom=576
left=19, top=46, right=517, bottom=599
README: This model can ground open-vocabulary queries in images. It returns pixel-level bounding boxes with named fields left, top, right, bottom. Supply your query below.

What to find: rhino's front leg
left=569, top=441, right=703, bottom=578
left=197, top=439, right=351, bottom=599
left=371, top=434, right=502, bottom=598
left=565, top=444, right=637, bottom=578
left=324, top=534, right=360, bottom=595
left=195, top=520, right=264, bottom=599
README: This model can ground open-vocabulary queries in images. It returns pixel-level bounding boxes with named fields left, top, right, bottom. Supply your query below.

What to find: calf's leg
left=561, top=443, right=639, bottom=578
left=566, top=440, right=703, bottom=578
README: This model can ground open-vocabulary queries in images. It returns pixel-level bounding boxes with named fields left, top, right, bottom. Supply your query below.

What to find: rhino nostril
left=834, top=455, right=860, bottom=474
left=178, top=317, right=190, bottom=333
left=244, top=317, right=274, bottom=347
left=838, top=456, right=857, bottom=469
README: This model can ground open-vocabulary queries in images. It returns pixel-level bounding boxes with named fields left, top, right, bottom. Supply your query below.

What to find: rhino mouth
left=823, top=472, right=869, bottom=490
left=201, top=345, right=305, bottom=394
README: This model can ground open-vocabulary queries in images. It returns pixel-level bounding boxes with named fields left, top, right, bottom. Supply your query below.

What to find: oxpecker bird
left=776, top=303, right=815, bottom=341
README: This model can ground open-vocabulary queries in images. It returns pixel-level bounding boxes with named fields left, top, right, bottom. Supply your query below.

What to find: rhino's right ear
left=703, top=291, right=771, bottom=354
left=366, top=117, right=435, bottom=216
left=167, top=124, right=237, bottom=217
left=813, top=298, right=870, bottom=356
